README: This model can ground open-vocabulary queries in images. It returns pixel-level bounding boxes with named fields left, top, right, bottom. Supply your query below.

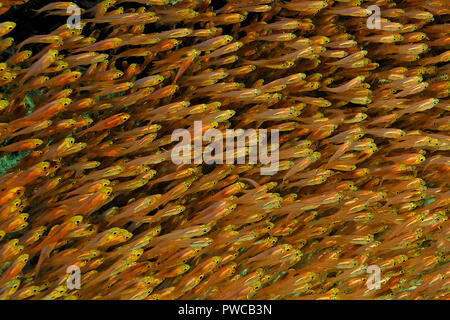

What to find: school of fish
left=0, top=0, right=448, bottom=300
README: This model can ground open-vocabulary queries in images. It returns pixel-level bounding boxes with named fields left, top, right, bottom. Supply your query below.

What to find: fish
left=0, top=0, right=447, bottom=302
left=76, top=113, right=130, bottom=137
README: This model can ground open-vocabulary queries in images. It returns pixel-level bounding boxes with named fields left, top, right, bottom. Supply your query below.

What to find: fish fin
left=35, top=244, right=55, bottom=276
